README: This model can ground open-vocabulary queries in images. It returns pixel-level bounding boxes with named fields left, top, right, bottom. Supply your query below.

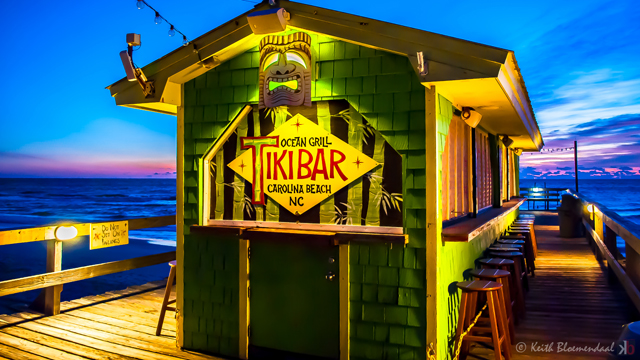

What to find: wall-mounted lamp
left=501, top=135, right=514, bottom=148
left=514, top=148, right=523, bottom=156
left=119, top=33, right=154, bottom=97
left=460, top=107, right=482, bottom=128
left=587, top=204, right=594, bottom=213
left=54, top=225, right=78, bottom=241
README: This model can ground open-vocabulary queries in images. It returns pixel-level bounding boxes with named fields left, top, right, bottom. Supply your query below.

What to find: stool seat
left=490, top=251, right=522, bottom=257
left=479, top=258, right=514, bottom=267
left=498, top=239, right=525, bottom=244
left=457, top=280, right=503, bottom=292
left=169, top=260, right=177, bottom=267
left=490, top=247, right=519, bottom=252
left=492, top=244, right=523, bottom=249
left=470, top=268, right=510, bottom=279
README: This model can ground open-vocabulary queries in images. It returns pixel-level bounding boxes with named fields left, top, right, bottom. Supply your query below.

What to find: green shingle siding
left=183, top=36, right=428, bottom=359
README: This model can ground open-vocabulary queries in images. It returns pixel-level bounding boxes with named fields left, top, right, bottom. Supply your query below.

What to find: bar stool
left=506, top=229, right=536, bottom=275
left=454, top=280, right=512, bottom=360
left=490, top=251, right=528, bottom=292
left=470, top=269, right=516, bottom=342
left=514, top=223, right=538, bottom=257
left=479, top=258, right=525, bottom=319
left=156, top=260, right=177, bottom=336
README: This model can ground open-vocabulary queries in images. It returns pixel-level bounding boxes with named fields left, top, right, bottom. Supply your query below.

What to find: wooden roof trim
left=107, top=0, right=513, bottom=97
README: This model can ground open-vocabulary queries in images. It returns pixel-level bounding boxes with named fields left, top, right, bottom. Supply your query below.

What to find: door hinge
left=248, top=247, right=251, bottom=259
left=248, top=286, right=251, bottom=298
left=248, top=325, right=251, bottom=338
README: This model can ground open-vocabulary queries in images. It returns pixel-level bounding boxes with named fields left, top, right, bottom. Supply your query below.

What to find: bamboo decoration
left=346, top=105, right=364, bottom=225
left=317, top=102, right=335, bottom=224
left=233, top=116, right=249, bottom=219
left=265, top=106, right=291, bottom=222
left=365, top=132, right=385, bottom=226
left=214, top=150, right=225, bottom=220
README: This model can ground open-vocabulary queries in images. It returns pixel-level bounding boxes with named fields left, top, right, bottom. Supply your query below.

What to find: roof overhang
left=106, top=0, right=542, bottom=150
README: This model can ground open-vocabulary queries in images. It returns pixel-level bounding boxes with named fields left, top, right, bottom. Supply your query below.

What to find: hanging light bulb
left=182, top=35, right=189, bottom=46
left=136, top=0, right=145, bottom=9
left=168, top=25, right=176, bottom=37
left=154, top=11, right=162, bottom=25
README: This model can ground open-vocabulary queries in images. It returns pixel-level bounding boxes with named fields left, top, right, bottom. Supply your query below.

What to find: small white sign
left=90, top=221, right=128, bottom=250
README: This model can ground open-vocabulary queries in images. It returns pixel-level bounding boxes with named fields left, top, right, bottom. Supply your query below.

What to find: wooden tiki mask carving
left=258, top=32, right=312, bottom=109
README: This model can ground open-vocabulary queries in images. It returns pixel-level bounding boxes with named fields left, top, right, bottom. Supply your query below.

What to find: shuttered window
left=475, top=129, right=492, bottom=210
left=441, top=115, right=472, bottom=221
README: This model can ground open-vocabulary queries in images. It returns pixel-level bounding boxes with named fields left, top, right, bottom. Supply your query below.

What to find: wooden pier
left=469, top=214, right=635, bottom=359
left=0, top=281, right=221, bottom=360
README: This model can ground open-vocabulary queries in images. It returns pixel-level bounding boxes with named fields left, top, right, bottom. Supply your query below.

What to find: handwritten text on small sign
left=90, top=221, right=128, bottom=250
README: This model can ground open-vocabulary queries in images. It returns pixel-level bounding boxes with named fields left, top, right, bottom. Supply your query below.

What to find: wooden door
left=249, top=238, right=340, bottom=359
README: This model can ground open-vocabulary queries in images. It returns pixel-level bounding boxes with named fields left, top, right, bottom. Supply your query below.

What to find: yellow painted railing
left=0, top=215, right=176, bottom=316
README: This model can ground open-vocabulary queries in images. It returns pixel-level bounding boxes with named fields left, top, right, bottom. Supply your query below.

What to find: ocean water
left=520, top=179, right=640, bottom=227
left=0, top=178, right=177, bottom=315
left=0, top=178, right=177, bottom=243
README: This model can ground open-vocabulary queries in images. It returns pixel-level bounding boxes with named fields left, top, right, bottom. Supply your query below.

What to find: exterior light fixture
left=54, top=225, right=78, bottom=241
left=154, top=11, right=162, bottom=25
left=501, top=135, right=514, bottom=148
left=136, top=0, right=145, bottom=9
left=587, top=204, right=594, bottom=213
left=168, top=25, right=176, bottom=37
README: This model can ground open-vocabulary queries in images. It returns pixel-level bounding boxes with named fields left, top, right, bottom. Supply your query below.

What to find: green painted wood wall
left=182, top=32, right=428, bottom=359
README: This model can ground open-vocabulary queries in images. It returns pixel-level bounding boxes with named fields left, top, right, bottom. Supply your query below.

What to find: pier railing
left=0, top=215, right=176, bottom=315
left=519, top=187, right=567, bottom=210
left=570, top=191, right=640, bottom=312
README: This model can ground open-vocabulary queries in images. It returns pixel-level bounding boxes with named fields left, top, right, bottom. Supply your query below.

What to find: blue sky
left=0, top=0, right=638, bottom=178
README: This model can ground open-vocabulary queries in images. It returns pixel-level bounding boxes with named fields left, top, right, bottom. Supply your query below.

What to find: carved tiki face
left=259, top=32, right=312, bottom=109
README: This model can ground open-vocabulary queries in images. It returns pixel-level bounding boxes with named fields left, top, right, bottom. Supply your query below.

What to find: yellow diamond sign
left=228, top=114, right=379, bottom=215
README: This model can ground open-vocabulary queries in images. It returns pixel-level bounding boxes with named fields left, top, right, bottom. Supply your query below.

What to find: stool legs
left=156, top=264, right=177, bottom=336
left=487, top=291, right=511, bottom=360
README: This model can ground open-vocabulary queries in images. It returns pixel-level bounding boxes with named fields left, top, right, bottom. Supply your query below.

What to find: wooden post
left=489, top=135, right=501, bottom=208
left=605, top=225, right=618, bottom=283
left=626, top=243, right=640, bottom=292
left=594, top=211, right=605, bottom=262
left=239, top=238, right=249, bottom=359
left=176, top=101, right=185, bottom=348
left=44, top=240, right=63, bottom=315
left=424, top=86, right=439, bottom=353
left=574, top=141, right=579, bottom=192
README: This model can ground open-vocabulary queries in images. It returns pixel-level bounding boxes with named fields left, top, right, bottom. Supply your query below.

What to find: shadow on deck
left=470, top=211, right=635, bottom=359
left=0, top=281, right=221, bottom=360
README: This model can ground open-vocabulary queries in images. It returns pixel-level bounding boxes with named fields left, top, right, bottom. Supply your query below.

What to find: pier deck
left=0, top=281, right=220, bottom=360
left=471, top=214, right=634, bottom=359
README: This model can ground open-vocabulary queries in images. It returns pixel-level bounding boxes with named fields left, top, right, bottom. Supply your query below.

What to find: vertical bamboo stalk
left=317, top=102, right=335, bottom=224
left=44, top=240, right=62, bottom=315
left=265, top=106, right=289, bottom=222
left=347, top=105, right=364, bottom=225
left=365, top=132, right=385, bottom=226
left=253, top=108, right=264, bottom=222
left=214, top=150, right=225, bottom=220
left=233, top=117, right=248, bottom=220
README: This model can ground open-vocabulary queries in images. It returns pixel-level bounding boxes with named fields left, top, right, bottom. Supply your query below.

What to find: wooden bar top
left=190, top=225, right=408, bottom=245
left=442, top=198, right=527, bottom=242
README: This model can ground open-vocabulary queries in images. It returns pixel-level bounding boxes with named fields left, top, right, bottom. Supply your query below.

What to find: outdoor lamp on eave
left=54, top=225, right=78, bottom=241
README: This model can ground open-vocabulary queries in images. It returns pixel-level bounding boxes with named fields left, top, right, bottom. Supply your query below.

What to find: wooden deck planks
left=0, top=282, right=221, bottom=360
left=469, top=224, right=634, bottom=359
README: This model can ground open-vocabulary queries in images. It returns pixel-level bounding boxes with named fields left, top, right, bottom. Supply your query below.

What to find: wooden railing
left=0, top=215, right=176, bottom=315
left=519, top=187, right=568, bottom=210
left=571, top=191, right=640, bottom=312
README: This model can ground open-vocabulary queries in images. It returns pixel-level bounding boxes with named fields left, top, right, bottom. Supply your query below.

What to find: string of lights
left=135, top=0, right=190, bottom=46
left=523, top=146, right=575, bottom=155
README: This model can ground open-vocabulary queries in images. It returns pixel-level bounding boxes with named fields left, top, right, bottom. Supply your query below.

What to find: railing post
left=594, top=211, right=604, bottom=261
left=605, top=225, right=618, bottom=283
left=627, top=243, right=640, bottom=291
left=44, top=239, right=63, bottom=315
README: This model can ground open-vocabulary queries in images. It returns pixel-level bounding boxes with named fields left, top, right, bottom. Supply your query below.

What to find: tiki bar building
left=107, top=1, right=543, bottom=359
